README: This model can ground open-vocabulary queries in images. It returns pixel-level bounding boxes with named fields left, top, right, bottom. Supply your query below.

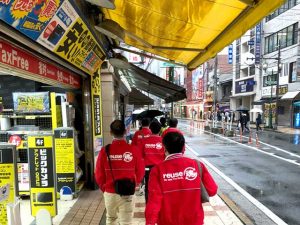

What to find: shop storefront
left=0, top=38, right=83, bottom=197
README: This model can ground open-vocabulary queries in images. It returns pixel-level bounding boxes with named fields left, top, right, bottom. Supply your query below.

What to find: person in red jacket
left=132, top=118, right=152, bottom=146
left=161, top=118, right=185, bottom=153
left=145, top=132, right=218, bottom=225
left=95, top=120, right=144, bottom=225
left=161, top=118, right=183, bottom=138
left=140, top=120, right=165, bottom=202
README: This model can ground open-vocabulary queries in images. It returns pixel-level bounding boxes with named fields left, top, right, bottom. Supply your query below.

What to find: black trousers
left=144, top=165, right=154, bottom=203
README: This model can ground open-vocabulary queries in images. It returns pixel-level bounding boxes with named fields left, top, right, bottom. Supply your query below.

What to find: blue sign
left=0, top=1, right=63, bottom=41
left=235, top=78, right=255, bottom=94
left=248, top=40, right=255, bottom=45
left=228, top=44, right=233, bottom=64
left=255, top=23, right=262, bottom=64
left=294, top=113, right=300, bottom=128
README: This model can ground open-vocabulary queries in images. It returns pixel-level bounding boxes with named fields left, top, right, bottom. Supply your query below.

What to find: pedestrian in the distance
left=145, top=132, right=218, bottom=225
left=95, top=120, right=145, bottom=225
left=159, top=117, right=168, bottom=135
left=256, top=112, right=262, bottom=131
left=140, top=120, right=165, bottom=202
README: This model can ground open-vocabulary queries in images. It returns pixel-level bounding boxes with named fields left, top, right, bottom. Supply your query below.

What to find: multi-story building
left=263, top=0, right=300, bottom=128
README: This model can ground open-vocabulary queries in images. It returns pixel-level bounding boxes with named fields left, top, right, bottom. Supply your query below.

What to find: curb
left=218, top=192, right=254, bottom=225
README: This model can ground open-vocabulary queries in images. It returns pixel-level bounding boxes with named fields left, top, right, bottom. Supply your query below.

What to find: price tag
left=25, top=116, right=36, bottom=120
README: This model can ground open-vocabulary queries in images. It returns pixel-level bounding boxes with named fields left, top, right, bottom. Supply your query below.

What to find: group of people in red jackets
left=95, top=117, right=218, bottom=225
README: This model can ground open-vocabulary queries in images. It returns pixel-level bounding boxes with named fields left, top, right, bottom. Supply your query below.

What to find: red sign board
left=0, top=39, right=81, bottom=88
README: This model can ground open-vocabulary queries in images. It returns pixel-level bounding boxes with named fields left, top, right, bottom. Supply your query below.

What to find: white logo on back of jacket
left=163, top=167, right=198, bottom=181
left=145, top=142, right=162, bottom=149
left=123, top=152, right=133, bottom=162
left=109, top=152, right=133, bottom=162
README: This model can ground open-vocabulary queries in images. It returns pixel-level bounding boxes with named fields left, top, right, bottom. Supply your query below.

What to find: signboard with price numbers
left=0, top=39, right=80, bottom=89
left=28, top=135, right=57, bottom=217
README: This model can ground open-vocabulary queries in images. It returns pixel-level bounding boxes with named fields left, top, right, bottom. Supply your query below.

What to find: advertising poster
left=192, top=66, right=204, bottom=100
left=54, top=128, right=75, bottom=194
left=0, top=144, right=17, bottom=225
left=28, top=135, right=57, bottom=217
left=54, top=16, right=104, bottom=74
left=0, top=0, right=62, bottom=40
left=12, top=92, right=50, bottom=113
left=91, top=70, right=103, bottom=161
left=17, top=163, right=30, bottom=193
left=0, top=0, right=105, bottom=75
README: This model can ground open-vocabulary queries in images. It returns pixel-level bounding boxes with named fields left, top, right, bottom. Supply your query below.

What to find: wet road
left=179, top=120, right=300, bottom=225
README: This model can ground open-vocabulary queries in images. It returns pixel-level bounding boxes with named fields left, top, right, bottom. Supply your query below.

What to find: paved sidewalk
left=132, top=193, right=244, bottom=225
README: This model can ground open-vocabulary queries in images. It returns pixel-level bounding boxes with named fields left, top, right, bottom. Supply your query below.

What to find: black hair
left=162, top=132, right=185, bottom=154
left=160, top=117, right=167, bottom=127
left=141, top=118, right=151, bottom=127
left=110, top=120, right=125, bottom=137
left=149, top=121, right=161, bottom=134
left=168, top=118, right=178, bottom=128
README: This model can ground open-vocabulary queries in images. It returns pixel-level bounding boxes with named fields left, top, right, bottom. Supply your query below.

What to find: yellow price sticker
left=25, top=116, right=36, bottom=119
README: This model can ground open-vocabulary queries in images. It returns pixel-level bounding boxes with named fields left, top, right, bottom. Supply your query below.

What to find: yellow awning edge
left=102, top=0, right=285, bottom=70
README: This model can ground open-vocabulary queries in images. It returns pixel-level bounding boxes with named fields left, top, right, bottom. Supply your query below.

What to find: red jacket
left=140, top=134, right=165, bottom=167
left=95, top=139, right=145, bottom=193
left=161, top=127, right=185, bottom=153
left=161, top=127, right=183, bottom=139
left=145, top=154, right=218, bottom=225
left=132, top=127, right=152, bottom=146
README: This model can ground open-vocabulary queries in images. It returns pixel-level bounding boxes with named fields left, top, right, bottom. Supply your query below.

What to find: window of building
left=264, top=23, right=298, bottom=54
left=266, top=0, right=300, bottom=22
left=250, top=65, right=255, bottom=75
left=289, top=61, right=297, bottom=82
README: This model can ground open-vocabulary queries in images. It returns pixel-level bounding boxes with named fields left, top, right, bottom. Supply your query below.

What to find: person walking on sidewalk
left=95, top=120, right=145, bottom=225
left=132, top=118, right=152, bottom=146
left=159, top=117, right=168, bottom=136
left=140, top=120, right=165, bottom=202
left=145, top=132, right=218, bottom=225
left=161, top=118, right=185, bottom=153
left=256, top=112, right=262, bottom=131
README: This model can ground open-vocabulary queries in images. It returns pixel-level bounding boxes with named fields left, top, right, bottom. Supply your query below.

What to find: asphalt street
left=179, top=120, right=300, bottom=225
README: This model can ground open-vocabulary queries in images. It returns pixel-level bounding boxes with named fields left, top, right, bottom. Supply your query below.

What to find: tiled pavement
left=58, top=189, right=245, bottom=225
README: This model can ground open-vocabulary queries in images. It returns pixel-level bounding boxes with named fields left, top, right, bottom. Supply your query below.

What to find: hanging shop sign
left=0, top=144, right=17, bottom=225
left=235, top=78, right=255, bottom=94
left=0, top=0, right=105, bottom=75
left=228, top=44, right=233, bottom=64
left=54, top=128, right=75, bottom=194
left=255, top=23, right=262, bottom=65
left=28, top=135, right=57, bottom=217
left=91, top=70, right=103, bottom=160
left=0, top=39, right=81, bottom=89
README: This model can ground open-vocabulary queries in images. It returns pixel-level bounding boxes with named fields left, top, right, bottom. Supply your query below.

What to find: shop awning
left=119, top=64, right=186, bottom=103
left=281, top=91, right=300, bottom=100
left=102, top=0, right=284, bottom=70
left=128, top=88, right=154, bottom=106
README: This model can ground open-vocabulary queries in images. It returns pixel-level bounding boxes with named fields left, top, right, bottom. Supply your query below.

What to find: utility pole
left=275, top=42, right=281, bottom=130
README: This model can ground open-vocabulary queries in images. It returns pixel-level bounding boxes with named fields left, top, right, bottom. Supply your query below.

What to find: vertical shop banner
left=255, top=23, right=262, bottom=65
left=54, top=128, right=75, bottom=194
left=28, top=135, right=57, bottom=217
left=228, top=44, right=233, bottom=64
left=0, top=144, right=17, bottom=225
left=125, top=105, right=134, bottom=137
left=0, top=0, right=105, bottom=75
left=192, top=66, right=204, bottom=100
left=91, top=70, right=103, bottom=160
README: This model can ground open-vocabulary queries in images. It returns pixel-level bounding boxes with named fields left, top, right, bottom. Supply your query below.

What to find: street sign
left=266, top=81, right=277, bottom=85
left=248, top=40, right=255, bottom=45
